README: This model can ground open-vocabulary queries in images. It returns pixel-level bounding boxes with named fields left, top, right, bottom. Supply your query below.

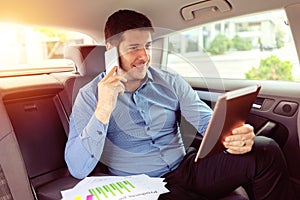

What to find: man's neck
left=125, top=78, right=146, bottom=92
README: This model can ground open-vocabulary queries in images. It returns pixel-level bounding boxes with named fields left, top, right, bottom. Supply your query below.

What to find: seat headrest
left=64, top=45, right=106, bottom=76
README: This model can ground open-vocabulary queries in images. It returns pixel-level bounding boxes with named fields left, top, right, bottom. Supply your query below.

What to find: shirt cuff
left=80, top=114, right=108, bottom=141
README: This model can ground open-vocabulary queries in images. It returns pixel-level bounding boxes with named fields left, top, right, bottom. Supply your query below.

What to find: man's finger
left=232, top=124, right=253, bottom=134
left=103, top=66, right=118, bottom=80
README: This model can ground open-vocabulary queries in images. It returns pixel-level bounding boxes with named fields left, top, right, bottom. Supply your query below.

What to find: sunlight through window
left=0, top=24, right=95, bottom=72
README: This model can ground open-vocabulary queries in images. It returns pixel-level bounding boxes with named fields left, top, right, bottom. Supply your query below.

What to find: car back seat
left=2, top=79, right=71, bottom=200
left=0, top=165, right=13, bottom=200
left=56, top=45, right=107, bottom=131
left=33, top=45, right=108, bottom=200
left=0, top=45, right=107, bottom=200
left=0, top=111, right=28, bottom=200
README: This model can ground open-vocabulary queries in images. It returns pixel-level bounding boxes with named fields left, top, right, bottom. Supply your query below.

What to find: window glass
left=0, top=24, right=95, bottom=72
left=166, top=10, right=300, bottom=81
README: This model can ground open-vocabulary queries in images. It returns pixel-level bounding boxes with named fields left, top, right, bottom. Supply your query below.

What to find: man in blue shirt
left=65, top=9, right=296, bottom=199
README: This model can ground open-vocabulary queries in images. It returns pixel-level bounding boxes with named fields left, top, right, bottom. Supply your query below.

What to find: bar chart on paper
left=87, top=180, right=135, bottom=199
left=61, top=174, right=169, bottom=200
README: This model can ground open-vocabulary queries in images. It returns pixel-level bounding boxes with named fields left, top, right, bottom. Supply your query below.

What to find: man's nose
left=137, top=48, right=150, bottom=61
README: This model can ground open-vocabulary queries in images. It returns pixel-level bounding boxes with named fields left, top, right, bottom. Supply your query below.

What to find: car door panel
left=186, top=77, right=300, bottom=194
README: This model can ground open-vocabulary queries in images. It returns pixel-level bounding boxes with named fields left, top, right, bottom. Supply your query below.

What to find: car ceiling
left=1, top=0, right=300, bottom=43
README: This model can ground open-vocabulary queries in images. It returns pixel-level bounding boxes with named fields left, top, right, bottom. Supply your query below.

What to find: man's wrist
left=95, top=107, right=111, bottom=124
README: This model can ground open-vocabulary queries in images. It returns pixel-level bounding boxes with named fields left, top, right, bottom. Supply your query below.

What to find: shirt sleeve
left=64, top=76, right=108, bottom=179
left=173, top=74, right=213, bottom=135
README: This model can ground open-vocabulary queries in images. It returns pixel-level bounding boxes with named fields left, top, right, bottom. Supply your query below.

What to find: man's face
left=118, top=29, right=152, bottom=81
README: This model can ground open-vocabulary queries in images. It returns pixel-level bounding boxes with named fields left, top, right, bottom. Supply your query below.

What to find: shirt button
left=146, top=127, right=150, bottom=131
left=97, top=131, right=102, bottom=135
left=152, top=140, right=155, bottom=144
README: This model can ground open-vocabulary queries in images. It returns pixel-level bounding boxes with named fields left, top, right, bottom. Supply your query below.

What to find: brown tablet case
left=195, top=84, right=261, bottom=162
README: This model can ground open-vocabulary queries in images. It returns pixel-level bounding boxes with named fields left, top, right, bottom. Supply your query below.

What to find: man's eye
left=145, top=44, right=152, bottom=49
left=128, top=46, right=138, bottom=50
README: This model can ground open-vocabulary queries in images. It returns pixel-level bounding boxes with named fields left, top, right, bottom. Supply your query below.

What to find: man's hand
left=223, top=124, right=255, bottom=154
left=95, top=66, right=127, bottom=124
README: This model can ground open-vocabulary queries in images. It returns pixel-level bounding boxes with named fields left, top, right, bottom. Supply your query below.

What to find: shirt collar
left=138, top=67, right=153, bottom=90
left=146, top=66, right=154, bottom=82
left=124, top=66, right=154, bottom=93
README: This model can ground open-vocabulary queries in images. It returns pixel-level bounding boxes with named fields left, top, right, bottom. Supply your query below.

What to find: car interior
left=1, top=0, right=300, bottom=200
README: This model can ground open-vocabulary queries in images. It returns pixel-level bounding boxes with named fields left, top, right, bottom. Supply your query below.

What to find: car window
left=0, top=24, right=95, bottom=74
left=165, top=9, right=300, bottom=81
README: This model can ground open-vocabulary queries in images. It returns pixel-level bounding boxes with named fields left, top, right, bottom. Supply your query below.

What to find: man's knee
left=253, top=136, right=280, bottom=153
left=253, top=136, right=287, bottom=169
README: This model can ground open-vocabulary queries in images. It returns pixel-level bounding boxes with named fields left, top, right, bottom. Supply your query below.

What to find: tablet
left=194, top=84, right=261, bottom=162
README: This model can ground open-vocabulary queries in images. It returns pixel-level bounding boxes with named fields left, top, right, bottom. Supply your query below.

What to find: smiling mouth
left=133, top=64, right=144, bottom=68
left=132, top=63, right=147, bottom=70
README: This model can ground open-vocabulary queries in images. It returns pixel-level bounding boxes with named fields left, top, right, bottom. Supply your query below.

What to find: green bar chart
left=61, top=174, right=169, bottom=200
left=86, top=180, right=136, bottom=200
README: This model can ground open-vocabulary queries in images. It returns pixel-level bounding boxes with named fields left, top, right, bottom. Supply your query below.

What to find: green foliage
left=275, top=29, right=285, bottom=49
left=206, top=34, right=231, bottom=55
left=34, top=27, right=68, bottom=42
left=168, top=41, right=179, bottom=53
left=245, top=55, right=294, bottom=81
left=232, top=35, right=252, bottom=51
left=186, top=40, right=198, bottom=52
left=33, top=27, right=71, bottom=58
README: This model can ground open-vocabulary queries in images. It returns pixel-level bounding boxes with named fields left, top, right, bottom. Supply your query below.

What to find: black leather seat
left=56, top=45, right=107, bottom=132
left=35, top=45, right=108, bottom=200
left=0, top=166, right=13, bottom=200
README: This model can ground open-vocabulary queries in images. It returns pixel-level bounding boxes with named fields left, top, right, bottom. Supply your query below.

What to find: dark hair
left=104, top=9, right=154, bottom=45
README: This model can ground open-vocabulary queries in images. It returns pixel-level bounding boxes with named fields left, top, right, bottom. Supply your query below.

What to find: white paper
left=61, top=174, right=169, bottom=200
